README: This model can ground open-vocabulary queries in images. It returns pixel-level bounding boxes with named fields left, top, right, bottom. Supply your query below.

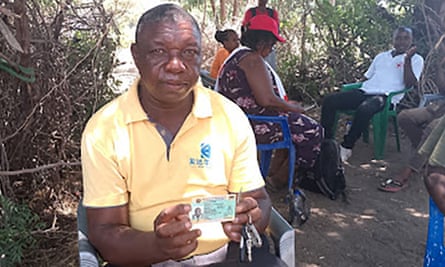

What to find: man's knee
left=322, top=93, right=337, bottom=109
left=397, top=109, right=412, bottom=128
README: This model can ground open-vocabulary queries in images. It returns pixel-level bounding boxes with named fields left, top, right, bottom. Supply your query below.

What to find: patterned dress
left=217, top=49, right=323, bottom=168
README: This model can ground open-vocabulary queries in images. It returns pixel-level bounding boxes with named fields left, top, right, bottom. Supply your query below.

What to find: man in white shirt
left=320, top=26, right=424, bottom=162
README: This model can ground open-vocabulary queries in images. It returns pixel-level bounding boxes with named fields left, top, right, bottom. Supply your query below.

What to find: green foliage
left=275, top=0, right=419, bottom=101
left=0, top=196, right=45, bottom=267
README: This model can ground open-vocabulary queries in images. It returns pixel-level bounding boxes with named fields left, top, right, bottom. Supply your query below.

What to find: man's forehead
left=394, top=30, right=412, bottom=38
left=138, top=20, right=200, bottom=40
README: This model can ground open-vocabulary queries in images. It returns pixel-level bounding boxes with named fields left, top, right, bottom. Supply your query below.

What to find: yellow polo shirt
left=81, top=79, right=264, bottom=256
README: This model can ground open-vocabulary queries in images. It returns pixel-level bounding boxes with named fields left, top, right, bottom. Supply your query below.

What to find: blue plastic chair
left=424, top=197, right=445, bottom=267
left=419, top=94, right=445, bottom=108
left=247, top=114, right=309, bottom=226
left=246, top=115, right=296, bottom=189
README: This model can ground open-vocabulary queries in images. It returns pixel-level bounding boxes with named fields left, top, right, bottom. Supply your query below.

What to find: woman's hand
left=287, top=100, right=305, bottom=113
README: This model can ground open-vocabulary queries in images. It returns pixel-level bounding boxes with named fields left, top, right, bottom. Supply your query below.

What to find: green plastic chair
left=333, top=82, right=412, bottom=160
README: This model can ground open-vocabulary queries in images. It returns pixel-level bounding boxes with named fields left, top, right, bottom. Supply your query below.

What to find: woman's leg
left=288, top=113, right=323, bottom=169
left=267, top=149, right=290, bottom=189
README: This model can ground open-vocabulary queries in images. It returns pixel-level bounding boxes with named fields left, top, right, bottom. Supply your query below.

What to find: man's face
left=131, top=20, right=201, bottom=105
left=393, top=30, right=413, bottom=54
left=258, top=0, right=268, bottom=7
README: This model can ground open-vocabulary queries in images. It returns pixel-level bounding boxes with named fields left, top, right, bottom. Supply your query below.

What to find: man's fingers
left=155, top=204, right=191, bottom=226
left=156, top=219, right=193, bottom=238
left=235, top=197, right=258, bottom=213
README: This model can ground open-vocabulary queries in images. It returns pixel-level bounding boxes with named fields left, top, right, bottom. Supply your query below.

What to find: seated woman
left=216, top=15, right=323, bottom=187
left=209, top=29, right=240, bottom=79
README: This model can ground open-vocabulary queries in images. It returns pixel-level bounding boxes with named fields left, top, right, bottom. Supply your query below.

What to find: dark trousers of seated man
left=321, top=89, right=387, bottom=149
left=105, top=236, right=288, bottom=267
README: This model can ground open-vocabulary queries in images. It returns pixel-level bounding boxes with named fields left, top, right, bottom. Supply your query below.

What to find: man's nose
left=165, top=54, right=186, bottom=72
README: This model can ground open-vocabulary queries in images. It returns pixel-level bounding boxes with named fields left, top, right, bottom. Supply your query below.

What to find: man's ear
left=130, top=43, right=140, bottom=67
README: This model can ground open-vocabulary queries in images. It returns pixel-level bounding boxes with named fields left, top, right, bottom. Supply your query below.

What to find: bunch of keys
left=239, top=214, right=262, bottom=262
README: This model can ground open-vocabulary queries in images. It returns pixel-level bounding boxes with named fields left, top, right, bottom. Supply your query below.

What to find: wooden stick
left=0, top=161, right=80, bottom=176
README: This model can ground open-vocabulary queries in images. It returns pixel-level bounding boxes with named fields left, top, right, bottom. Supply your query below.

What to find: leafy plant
left=0, top=196, right=45, bottom=266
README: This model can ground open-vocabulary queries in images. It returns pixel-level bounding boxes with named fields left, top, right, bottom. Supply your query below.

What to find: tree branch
left=0, top=161, right=80, bottom=176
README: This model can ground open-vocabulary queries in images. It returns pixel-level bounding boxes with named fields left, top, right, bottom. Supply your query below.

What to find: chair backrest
left=199, top=70, right=216, bottom=90
left=246, top=115, right=293, bottom=151
left=424, top=197, right=445, bottom=267
left=246, top=114, right=296, bottom=183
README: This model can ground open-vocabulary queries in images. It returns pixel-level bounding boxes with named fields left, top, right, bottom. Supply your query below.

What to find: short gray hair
left=135, top=3, right=201, bottom=43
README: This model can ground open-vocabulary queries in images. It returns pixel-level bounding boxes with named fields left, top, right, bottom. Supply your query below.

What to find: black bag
left=297, top=139, right=346, bottom=200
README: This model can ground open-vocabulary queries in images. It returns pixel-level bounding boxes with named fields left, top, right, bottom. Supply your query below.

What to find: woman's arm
left=239, top=52, right=304, bottom=113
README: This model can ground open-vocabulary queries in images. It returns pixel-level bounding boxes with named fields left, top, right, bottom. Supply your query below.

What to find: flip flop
left=378, top=178, right=407, bottom=193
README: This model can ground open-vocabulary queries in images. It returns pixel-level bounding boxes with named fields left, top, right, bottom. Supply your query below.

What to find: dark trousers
left=321, top=89, right=386, bottom=148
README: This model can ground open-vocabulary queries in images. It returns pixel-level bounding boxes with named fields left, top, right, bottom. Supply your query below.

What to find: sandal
left=378, top=178, right=407, bottom=193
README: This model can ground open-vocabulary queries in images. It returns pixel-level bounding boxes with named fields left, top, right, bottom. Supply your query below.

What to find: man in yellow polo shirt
left=81, top=4, right=286, bottom=267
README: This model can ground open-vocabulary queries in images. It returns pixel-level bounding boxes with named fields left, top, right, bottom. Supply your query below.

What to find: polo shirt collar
left=123, top=78, right=213, bottom=124
left=191, top=81, right=213, bottom=119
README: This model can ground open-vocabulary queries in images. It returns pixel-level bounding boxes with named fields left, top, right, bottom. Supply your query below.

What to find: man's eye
left=182, top=49, right=199, bottom=59
left=149, top=49, right=166, bottom=56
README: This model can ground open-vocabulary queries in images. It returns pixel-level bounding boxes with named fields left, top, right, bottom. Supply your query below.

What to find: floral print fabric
left=217, top=49, right=323, bottom=168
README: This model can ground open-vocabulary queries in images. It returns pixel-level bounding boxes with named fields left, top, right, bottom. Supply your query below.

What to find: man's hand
left=153, top=204, right=201, bottom=260
left=405, top=46, right=417, bottom=59
left=222, top=197, right=262, bottom=242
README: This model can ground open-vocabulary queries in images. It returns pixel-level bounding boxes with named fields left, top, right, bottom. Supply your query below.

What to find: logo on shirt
left=189, top=142, right=211, bottom=168
left=396, top=62, right=403, bottom=68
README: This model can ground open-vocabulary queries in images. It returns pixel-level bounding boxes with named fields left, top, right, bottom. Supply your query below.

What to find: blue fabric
left=424, top=197, right=445, bottom=267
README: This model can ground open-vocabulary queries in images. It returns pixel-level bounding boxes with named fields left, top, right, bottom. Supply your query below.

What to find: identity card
left=189, top=194, right=237, bottom=223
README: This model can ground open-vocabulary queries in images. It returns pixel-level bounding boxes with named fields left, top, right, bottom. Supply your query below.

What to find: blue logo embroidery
left=189, top=142, right=211, bottom=168
left=200, top=143, right=211, bottom=159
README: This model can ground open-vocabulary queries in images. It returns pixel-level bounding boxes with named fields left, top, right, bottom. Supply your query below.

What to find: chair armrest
left=384, top=87, right=413, bottom=110
left=419, top=94, right=445, bottom=107
left=341, top=82, right=363, bottom=92
left=267, top=207, right=295, bottom=267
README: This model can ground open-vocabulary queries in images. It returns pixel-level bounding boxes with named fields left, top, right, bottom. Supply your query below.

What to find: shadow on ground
left=268, top=130, right=429, bottom=267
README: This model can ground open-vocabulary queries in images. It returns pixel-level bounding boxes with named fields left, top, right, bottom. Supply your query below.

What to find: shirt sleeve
left=81, top=128, right=129, bottom=207
left=226, top=107, right=265, bottom=193
left=411, top=54, right=424, bottom=81
left=242, top=9, right=253, bottom=26
left=364, top=53, right=379, bottom=79
left=273, top=9, right=279, bottom=25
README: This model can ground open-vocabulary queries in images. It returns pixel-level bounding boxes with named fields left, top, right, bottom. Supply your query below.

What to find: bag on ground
left=297, top=139, right=346, bottom=200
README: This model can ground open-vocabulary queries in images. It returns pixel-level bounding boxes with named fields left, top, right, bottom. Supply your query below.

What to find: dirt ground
left=268, top=128, right=430, bottom=267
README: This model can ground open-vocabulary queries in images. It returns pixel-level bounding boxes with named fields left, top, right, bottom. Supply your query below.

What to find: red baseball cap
left=247, top=15, right=286, bottom=43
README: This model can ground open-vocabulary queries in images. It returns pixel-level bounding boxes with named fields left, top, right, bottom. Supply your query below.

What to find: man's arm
left=87, top=204, right=201, bottom=266
left=403, top=46, right=420, bottom=88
